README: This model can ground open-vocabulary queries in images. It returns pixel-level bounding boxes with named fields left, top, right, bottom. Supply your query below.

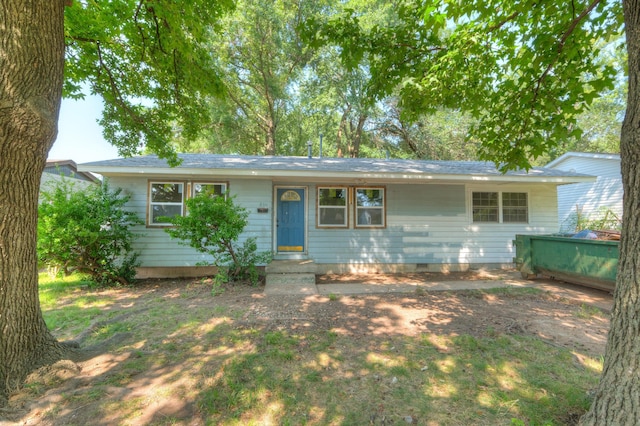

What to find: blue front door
left=276, top=188, right=305, bottom=253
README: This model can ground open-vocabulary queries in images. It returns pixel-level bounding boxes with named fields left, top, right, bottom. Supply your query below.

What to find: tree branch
left=521, top=0, right=604, bottom=141
left=134, top=0, right=148, bottom=61
left=95, top=42, right=146, bottom=127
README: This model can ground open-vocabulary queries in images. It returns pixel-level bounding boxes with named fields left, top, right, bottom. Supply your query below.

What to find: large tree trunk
left=349, top=114, right=366, bottom=158
left=336, top=105, right=351, bottom=158
left=580, top=0, right=640, bottom=423
left=264, top=118, right=276, bottom=155
left=0, top=0, right=68, bottom=403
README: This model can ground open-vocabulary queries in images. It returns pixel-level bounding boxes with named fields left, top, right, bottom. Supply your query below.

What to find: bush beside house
left=38, top=179, right=143, bottom=286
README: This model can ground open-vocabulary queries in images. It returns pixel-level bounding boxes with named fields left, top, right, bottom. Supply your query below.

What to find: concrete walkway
left=263, top=272, right=614, bottom=312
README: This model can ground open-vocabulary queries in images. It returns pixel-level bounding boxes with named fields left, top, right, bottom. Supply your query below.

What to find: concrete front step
left=266, top=259, right=317, bottom=274
left=264, top=273, right=318, bottom=295
left=265, top=273, right=316, bottom=286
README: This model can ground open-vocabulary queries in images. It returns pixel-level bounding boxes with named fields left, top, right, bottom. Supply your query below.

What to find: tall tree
left=376, top=99, right=480, bottom=160
left=0, top=0, right=67, bottom=404
left=313, top=0, right=638, bottom=423
left=297, top=0, right=396, bottom=158
left=0, top=0, right=231, bottom=403
left=301, top=49, right=379, bottom=157
left=582, top=1, right=639, bottom=422
left=184, top=0, right=395, bottom=158
left=188, top=0, right=320, bottom=156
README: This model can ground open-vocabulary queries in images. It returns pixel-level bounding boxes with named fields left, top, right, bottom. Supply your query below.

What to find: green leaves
left=166, top=194, right=270, bottom=285
left=38, top=179, right=143, bottom=286
left=315, top=0, right=624, bottom=170
left=64, top=0, right=234, bottom=165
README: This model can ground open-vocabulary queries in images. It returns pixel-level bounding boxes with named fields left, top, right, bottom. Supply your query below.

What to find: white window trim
left=148, top=181, right=185, bottom=227
left=469, top=189, right=530, bottom=224
left=354, top=186, right=386, bottom=228
left=317, top=186, right=349, bottom=228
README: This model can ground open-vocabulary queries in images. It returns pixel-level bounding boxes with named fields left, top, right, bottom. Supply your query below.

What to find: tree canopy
left=308, top=0, right=624, bottom=169
left=2, top=1, right=638, bottom=423
left=173, top=0, right=624, bottom=162
left=64, top=0, right=234, bottom=164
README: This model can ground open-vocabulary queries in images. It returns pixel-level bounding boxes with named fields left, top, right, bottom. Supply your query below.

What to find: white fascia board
left=79, top=165, right=597, bottom=185
left=546, top=152, right=620, bottom=168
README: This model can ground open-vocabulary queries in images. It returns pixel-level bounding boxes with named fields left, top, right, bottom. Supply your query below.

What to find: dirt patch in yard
left=4, top=271, right=611, bottom=425
left=315, top=269, right=517, bottom=285
left=299, top=271, right=609, bottom=356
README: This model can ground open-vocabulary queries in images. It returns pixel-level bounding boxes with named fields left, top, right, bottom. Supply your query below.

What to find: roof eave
left=546, top=151, right=621, bottom=168
left=77, top=165, right=596, bottom=185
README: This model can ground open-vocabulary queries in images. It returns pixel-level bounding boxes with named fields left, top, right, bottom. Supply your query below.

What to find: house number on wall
left=280, top=190, right=301, bottom=201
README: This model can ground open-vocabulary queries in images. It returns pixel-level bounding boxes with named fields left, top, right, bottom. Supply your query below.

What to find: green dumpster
left=514, top=234, right=618, bottom=292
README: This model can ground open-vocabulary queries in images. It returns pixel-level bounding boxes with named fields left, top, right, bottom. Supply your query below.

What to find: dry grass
left=3, top=274, right=606, bottom=425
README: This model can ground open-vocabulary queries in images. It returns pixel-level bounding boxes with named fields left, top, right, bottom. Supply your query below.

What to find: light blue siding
left=108, top=176, right=273, bottom=267
left=307, top=183, right=557, bottom=266
left=108, top=177, right=558, bottom=269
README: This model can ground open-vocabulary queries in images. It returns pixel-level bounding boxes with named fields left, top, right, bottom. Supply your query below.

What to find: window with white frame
left=149, top=182, right=184, bottom=225
left=318, top=187, right=347, bottom=227
left=355, top=187, right=385, bottom=227
left=472, top=192, right=499, bottom=222
left=472, top=191, right=528, bottom=223
left=502, top=192, right=528, bottom=223
left=193, top=182, right=227, bottom=198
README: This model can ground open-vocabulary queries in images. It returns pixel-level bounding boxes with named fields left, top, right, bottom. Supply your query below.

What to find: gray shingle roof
left=80, top=153, right=594, bottom=181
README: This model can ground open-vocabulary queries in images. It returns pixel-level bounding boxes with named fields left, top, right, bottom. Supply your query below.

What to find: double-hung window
left=472, top=191, right=528, bottom=223
left=318, top=187, right=348, bottom=227
left=149, top=182, right=184, bottom=225
left=355, top=187, right=385, bottom=227
left=317, top=186, right=386, bottom=228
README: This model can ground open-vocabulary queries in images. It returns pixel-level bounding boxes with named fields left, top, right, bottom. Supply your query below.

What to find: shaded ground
left=315, top=269, right=513, bottom=285
left=284, top=271, right=610, bottom=356
left=3, top=271, right=611, bottom=425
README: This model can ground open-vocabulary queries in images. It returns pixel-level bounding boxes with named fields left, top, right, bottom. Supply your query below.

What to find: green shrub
left=38, top=179, right=142, bottom=286
left=562, top=205, right=622, bottom=233
left=165, top=193, right=271, bottom=285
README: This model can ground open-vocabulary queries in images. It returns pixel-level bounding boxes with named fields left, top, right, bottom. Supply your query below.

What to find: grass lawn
left=12, top=273, right=607, bottom=425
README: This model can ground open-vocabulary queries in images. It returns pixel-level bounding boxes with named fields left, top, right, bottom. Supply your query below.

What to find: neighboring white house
left=545, top=152, right=622, bottom=233
left=79, top=154, right=595, bottom=278
left=40, top=159, right=100, bottom=201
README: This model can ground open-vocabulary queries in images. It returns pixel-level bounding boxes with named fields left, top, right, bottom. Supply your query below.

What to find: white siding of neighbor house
left=108, top=177, right=559, bottom=268
left=39, top=172, right=96, bottom=203
left=548, top=156, right=622, bottom=232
